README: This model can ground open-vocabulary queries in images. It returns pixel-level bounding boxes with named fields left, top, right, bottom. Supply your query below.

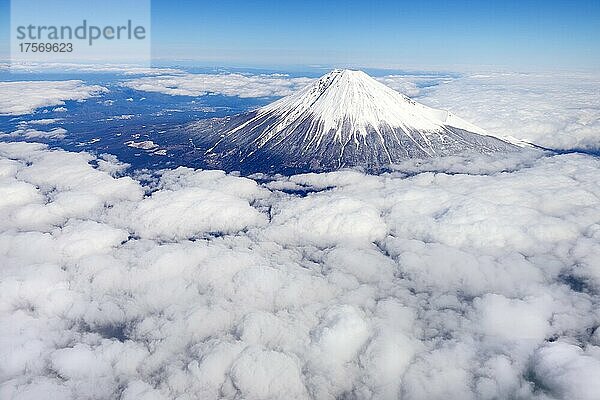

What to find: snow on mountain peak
left=255, top=68, right=481, bottom=140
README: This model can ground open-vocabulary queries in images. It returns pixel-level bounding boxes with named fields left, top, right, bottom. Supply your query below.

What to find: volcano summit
left=189, top=69, right=517, bottom=173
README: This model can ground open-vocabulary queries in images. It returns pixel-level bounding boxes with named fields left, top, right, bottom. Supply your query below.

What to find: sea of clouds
left=1, top=65, right=600, bottom=399
left=1, top=141, right=599, bottom=400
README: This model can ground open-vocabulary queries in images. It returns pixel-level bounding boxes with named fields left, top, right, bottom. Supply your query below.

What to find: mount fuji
left=188, top=69, right=518, bottom=173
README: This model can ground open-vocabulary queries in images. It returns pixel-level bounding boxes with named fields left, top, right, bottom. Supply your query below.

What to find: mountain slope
left=188, top=69, right=517, bottom=172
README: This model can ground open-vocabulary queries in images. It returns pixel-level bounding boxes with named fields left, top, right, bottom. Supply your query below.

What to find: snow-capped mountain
left=188, top=69, right=517, bottom=172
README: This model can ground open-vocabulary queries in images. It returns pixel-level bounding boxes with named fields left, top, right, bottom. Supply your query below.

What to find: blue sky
left=1, top=0, right=599, bottom=70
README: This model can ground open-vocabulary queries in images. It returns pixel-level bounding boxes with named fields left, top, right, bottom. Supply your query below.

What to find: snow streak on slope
left=189, top=70, right=517, bottom=173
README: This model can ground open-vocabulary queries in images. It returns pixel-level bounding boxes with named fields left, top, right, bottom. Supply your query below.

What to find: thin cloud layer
left=1, top=62, right=182, bottom=76
left=1, top=142, right=599, bottom=399
left=0, top=127, right=68, bottom=140
left=123, top=73, right=313, bottom=98
left=0, top=81, right=108, bottom=115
